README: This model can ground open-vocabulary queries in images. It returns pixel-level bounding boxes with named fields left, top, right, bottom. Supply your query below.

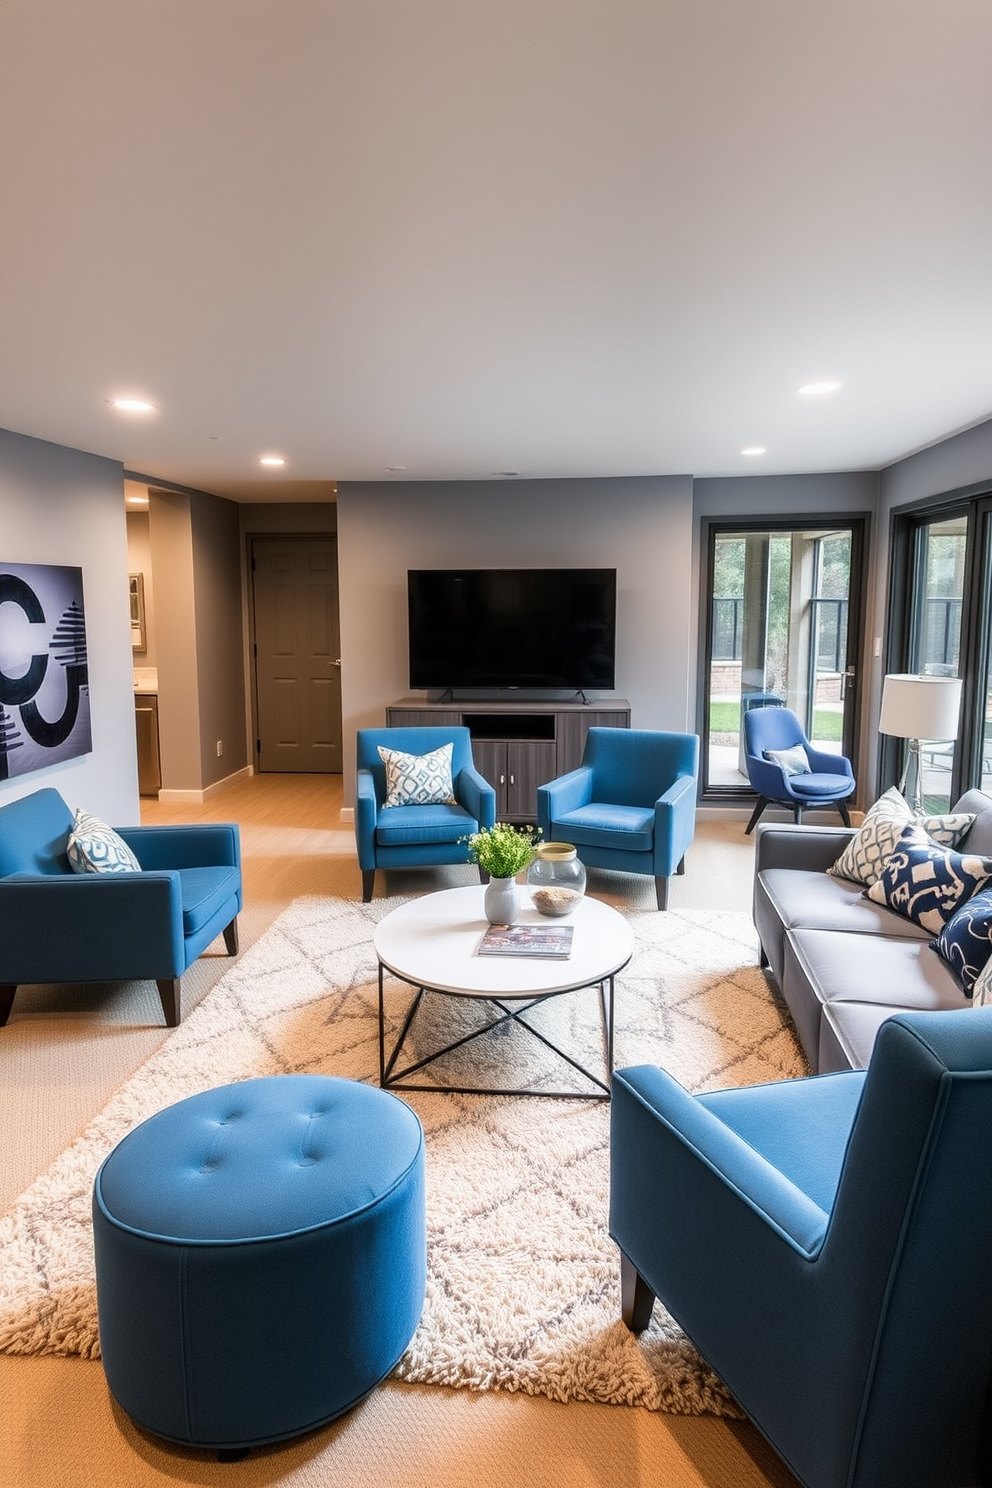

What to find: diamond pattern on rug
left=0, top=895, right=807, bottom=1415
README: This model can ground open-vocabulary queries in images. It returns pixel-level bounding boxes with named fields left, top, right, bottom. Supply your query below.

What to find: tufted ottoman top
left=94, top=1074, right=424, bottom=1243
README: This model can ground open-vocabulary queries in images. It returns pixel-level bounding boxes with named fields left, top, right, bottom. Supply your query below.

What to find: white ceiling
left=2, top=1, right=991, bottom=501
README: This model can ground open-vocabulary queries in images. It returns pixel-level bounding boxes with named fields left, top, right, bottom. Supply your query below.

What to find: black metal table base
left=378, top=963, right=615, bottom=1100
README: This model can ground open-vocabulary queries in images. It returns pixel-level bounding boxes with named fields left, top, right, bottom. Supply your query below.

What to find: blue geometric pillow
left=66, top=808, right=141, bottom=874
left=932, top=887, right=992, bottom=996
left=378, top=742, right=456, bottom=808
left=865, top=823, right=992, bottom=935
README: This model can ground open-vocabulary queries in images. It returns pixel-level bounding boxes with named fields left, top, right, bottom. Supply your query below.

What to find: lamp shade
left=878, top=674, right=962, bottom=741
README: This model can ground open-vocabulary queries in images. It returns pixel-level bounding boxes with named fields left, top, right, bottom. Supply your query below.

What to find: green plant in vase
left=463, top=821, right=541, bottom=878
left=463, top=822, right=541, bottom=924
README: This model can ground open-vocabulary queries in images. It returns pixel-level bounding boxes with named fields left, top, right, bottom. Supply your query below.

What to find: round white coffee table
left=373, top=884, right=634, bottom=1099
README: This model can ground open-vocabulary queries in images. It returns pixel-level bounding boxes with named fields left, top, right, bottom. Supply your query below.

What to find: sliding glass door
left=886, top=493, right=992, bottom=811
left=702, top=519, right=865, bottom=798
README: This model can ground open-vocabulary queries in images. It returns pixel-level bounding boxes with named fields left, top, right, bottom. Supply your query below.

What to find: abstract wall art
left=0, top=562, right=91, bottom=781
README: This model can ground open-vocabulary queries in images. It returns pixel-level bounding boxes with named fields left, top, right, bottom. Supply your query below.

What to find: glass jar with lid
left=526, top=842, right=586, bottom=917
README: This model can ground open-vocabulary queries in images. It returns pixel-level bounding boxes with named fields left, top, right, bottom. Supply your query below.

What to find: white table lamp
left=878, top=673, right=963, bottom=814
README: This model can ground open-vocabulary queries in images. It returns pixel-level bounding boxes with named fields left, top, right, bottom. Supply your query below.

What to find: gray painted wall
left=0, top=427, right=139, bottom=822
left=336, top=475, right=694, bottom=802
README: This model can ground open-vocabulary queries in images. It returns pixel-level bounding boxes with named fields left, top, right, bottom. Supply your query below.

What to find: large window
left=701, top=518, right=865, bottom=797
left=887, top=494, right=992, bottom=811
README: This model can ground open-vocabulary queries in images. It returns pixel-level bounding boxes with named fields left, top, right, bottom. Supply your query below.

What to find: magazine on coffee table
left=477, top=923, right=574, bottom=959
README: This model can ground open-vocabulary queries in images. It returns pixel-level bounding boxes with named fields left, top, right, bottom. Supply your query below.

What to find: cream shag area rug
left=0, top=894, right=806, bottom=1415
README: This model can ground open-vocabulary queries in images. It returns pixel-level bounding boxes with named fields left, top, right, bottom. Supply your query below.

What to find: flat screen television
left=407, top=568, right=617, bottom=692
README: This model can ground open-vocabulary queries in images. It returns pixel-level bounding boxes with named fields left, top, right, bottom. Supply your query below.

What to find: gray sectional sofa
left=752, top=788, right=992, bottom=1072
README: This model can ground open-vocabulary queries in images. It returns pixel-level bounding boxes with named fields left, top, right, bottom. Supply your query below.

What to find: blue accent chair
left=356, top=726, right=497, bottom=902
left=0, top=787, right=242, bottom=1028
left=610, top=1009, right=992, bottom=1488
left=536, top=727, right=698, bottom=909
left=742, top=705, right=854, bottom=834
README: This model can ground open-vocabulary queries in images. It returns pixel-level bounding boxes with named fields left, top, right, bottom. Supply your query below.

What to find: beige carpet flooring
left=0, top=776, right=800, bottom=1488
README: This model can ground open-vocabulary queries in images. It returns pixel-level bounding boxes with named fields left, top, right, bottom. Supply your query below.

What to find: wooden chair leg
left=745, top=796, right=769, bottom=834
left=655, top=876, right=670, bottom=911
left=156, top=978, right=182, bottom=1028
left=0, top=984, right=16, bottom=1027
left=676, top=855, right=686, bottom=876
left=620, top=1250, right=656, bottom=1333
left=222, top=917, right=239, bottom=956
left=362, top=869, right=376, bottom=903
left=838, top=799, right=852, bottom=828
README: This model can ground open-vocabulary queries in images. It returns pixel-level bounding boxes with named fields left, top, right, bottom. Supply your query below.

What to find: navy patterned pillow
left=932, top=886, right=992, bottom=996
left=865, top=823, right=992, bottom=935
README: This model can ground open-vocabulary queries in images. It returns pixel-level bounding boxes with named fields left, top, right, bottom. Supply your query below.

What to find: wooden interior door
left=252, top=536, right=342, bottom=773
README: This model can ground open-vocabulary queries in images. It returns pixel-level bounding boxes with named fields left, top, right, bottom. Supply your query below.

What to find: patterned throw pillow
left=864, top=823, right=992, bottom=935
left=764, top=744, right=810, bottom=776
left=932, top=886, right=992, bottom=996
left=379, top=742, right=456, bottom=808
left=830, top=786, right=976, bottom=886
left=973, top=956, right=992, bottom=1008
left=66, top=808, right=141, bottom=874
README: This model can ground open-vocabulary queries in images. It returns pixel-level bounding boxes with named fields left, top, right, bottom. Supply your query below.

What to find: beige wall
left=147, top=487, right=248, bottom=792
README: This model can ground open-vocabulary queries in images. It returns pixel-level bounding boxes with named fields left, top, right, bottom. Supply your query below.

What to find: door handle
left=327, top=658, right=342, bottom=669
left=840, top=666, right=855, bottom=700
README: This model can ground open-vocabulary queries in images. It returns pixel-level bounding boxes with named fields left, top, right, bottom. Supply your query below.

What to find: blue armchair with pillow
left=611, top=1007, right=992, bottom=1488
left=0, top=787, right=241, bottom=1028
left=743, top=705, right=854, bottom=834
left=355, top=726, right=497, bottom=901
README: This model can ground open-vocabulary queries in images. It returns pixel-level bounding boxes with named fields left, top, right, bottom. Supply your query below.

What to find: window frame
left=884, top=485, right=992, bottom=803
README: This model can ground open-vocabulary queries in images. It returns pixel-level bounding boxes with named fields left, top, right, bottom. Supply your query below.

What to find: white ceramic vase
left=484, top=875, right=520, bottom=925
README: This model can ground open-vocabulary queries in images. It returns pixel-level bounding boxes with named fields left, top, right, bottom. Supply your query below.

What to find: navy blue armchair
left=536, top=727, right=698, bottom=909
left=355, top=726, right=496, bottom=902
left=0, top=787, right=241, bottom=1028
left=742, top=705, right=854, bottom=834
left=610, top=1009, right=992, bottom=1488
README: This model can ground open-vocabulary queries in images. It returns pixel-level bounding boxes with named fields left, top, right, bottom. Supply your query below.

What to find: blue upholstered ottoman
left=92, top=1074, right=426, bottom=1454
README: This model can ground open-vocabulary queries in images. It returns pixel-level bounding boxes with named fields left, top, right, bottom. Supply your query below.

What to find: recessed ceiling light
left=386, top=465, right=407, bottom=472
left=798, top=381, right=841, bottom=397
left=742, top=446, right=766, bottom=456
left=110, top=397, right=156, bottom=413
left=259, top=454, right=287, bottom=467
left=493, top=470, right=521, bottom=478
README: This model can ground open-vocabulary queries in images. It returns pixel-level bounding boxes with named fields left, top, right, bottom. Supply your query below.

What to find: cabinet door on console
left=471, top=740, right=506, bottom=808
left=507, top=741, right=557, bottom=821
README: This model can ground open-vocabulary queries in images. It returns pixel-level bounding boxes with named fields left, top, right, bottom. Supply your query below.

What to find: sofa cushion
left=931, top=885, right=992, bottom=997
left=758, top=868, right=930, bottom=940
left=378, top=743, right=456, bottom=808
left=953, top=789, right=992, bottom=855
left=67, top=808, right=141, bottom=875
left=864, top=825, right=992, bottom=934
left=782, top=929, right=969, bottom=1069
left=818, top=1001, right=919, bottom=1074
left=829, top=786, right=975, bottom=886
